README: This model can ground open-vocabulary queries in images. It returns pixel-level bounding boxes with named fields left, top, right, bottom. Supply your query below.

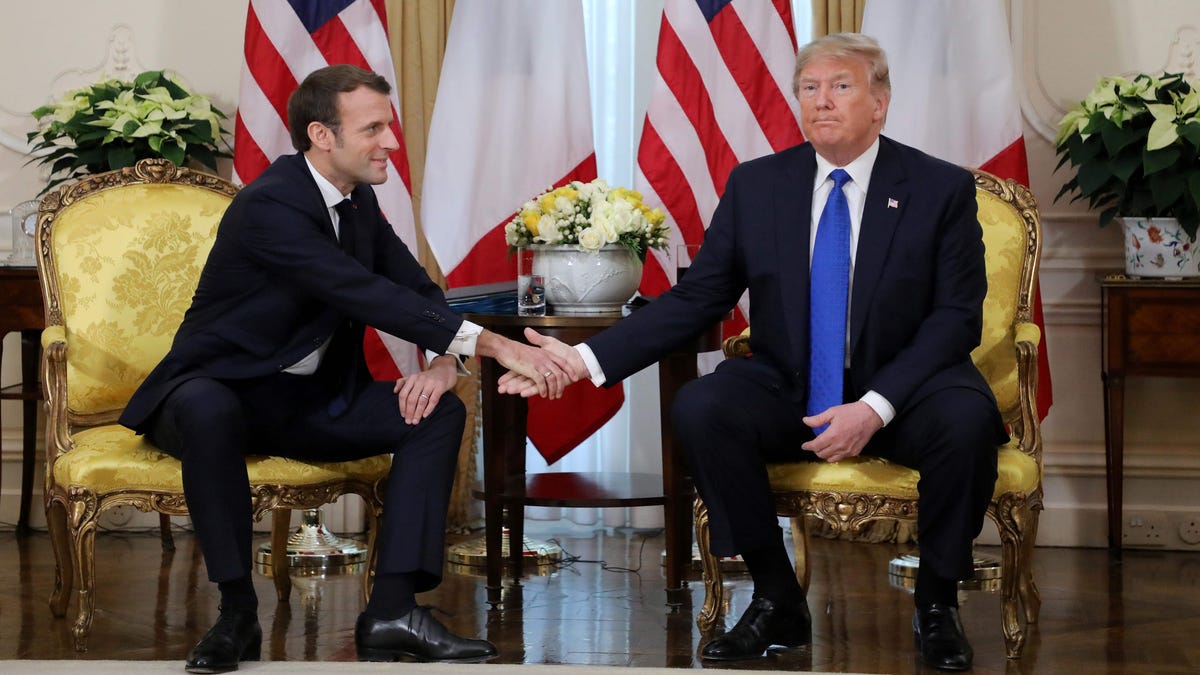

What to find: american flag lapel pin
left=887, top=198, right=899, bottom=209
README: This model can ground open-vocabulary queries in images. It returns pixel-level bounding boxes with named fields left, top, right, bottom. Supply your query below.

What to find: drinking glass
left=516, top=247, right=546, bottom=316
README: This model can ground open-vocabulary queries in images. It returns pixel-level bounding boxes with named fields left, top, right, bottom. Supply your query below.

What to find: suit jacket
left=587, top=136, right=999, bottom=420
left=120, top=153, right=461, bottom=431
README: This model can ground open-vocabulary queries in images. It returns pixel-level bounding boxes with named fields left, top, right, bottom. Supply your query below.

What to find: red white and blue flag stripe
left=635, top=0, right=804, bottom=347
left=234, top=0, right=420, bottom=378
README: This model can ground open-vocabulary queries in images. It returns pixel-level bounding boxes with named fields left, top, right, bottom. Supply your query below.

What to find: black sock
left=740, top=542, right=805, bottom=608
left=365, top=572, right=418, bottom=620
left=914, top=564, right=958, bottom=608
left=218, top=576, right=258, bottom=612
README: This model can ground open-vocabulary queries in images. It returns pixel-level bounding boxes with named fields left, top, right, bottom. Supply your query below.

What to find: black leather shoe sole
left=184, top=635, right=261, bottom=673
left=356, top=644, right=494, bottom=664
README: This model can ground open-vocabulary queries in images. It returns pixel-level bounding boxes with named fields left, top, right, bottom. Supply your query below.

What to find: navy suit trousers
left=672, top=357, right=999, bottom=582
left=148, top=372, right=464, bottom=593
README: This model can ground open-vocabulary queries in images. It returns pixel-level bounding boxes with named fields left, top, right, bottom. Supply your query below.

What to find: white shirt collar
left=304, top=156, right=350, bottom=209
left=812, top=137, right=881, bottom=194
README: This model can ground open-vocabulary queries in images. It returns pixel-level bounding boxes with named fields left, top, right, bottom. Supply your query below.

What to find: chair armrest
left=722, top=329, right=751, bottom=359
left=40, top=324, right=74, bottom=466
left=1012, top=321, right=1042, bottom=463
left=1013, top=321, right=1041, bottom=351
left=41, top=324, right=66, bottom=350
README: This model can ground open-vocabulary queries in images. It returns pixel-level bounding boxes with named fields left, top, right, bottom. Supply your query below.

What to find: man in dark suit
left=120, top=65, right=569, bottom=672
left=504, top=34, right=1004, bottom=671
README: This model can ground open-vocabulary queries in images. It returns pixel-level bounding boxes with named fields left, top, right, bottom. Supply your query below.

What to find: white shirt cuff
left=421, top=319, right=483, bottom=377
left=574, top=343, right=607, bottom=387
left=860, top=390, right=895, bottom=427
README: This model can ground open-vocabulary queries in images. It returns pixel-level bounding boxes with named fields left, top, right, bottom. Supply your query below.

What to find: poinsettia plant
left=28, top=70, right=230, bottom=193
left=1054, top=72, right=1200, bottom=240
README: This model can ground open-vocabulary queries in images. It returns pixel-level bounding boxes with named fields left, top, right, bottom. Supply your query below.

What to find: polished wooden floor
left=1, top=524, right=1198, bottom=673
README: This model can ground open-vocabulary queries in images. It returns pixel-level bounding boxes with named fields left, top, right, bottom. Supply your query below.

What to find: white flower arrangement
left=504, top=179, right=670, bottom=258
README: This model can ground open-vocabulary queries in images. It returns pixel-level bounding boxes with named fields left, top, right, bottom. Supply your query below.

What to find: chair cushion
left=766, top=440, right=1039, bottom=501
left=50, top=183, right=230, bottom=416
left=53, top=425, right=391, bottom=494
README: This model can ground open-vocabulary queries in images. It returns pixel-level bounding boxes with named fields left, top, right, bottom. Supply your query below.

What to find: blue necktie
left=808, top=169, right=851, bottom=434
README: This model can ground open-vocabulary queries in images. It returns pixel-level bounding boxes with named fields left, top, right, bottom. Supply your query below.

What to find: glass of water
left=516, top=247, right=546, bottom=316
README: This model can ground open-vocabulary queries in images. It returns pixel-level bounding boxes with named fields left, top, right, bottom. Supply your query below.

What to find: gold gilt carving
left=694, top=168, right=1044, bottom=660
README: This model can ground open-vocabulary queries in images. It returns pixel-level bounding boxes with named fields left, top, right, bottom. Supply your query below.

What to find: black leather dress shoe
left=184, top=607, right=261, bottom=673
left=700, top=596, right=812, bottom=661
left=913, top=603, right=974, bottom=671
left=355, top=607, right=498, bottom=662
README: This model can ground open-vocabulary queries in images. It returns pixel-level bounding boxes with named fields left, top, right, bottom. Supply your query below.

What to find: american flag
left=234, top=0, right=420, bottom=378
left=635, top=0, right=803, bottom=347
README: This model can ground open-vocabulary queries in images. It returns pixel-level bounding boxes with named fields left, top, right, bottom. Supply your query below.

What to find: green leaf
left=1149, top=171, right=1185, bottom=207
left=133, top=70, right=164, bottom=89
left=107, top=145, right=137, bottom=170
left=190, top=144, right=217, bottom=170
left=161, top=140, right=185, bottom=166
left=1108, top=150, right=1142, bottom=183
left=1146, top=117, right=1180, bottom=150
left=1142, top=146, right=1181, bottom=176
left=1075, top=160, right=1115, bottom=196
left=1179, top=121, right=1200, bottom=150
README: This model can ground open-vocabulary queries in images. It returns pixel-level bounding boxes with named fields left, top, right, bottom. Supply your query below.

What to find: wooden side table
left=0, top=266, right=45, bottom=535
left=1099, top=274, right=1200, bottom=550
left=466, top=311, right=721, bottom=603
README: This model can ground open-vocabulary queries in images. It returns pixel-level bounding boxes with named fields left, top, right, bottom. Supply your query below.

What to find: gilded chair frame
left=694, top=168, right=1044, bottom=659
left=36, top=159, right=389, bottom=650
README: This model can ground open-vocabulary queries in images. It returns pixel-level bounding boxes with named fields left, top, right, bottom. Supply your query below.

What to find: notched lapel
left=849, top=141, right=907, bottom=354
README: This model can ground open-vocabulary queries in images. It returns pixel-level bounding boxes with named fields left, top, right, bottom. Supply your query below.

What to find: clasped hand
left=800, top=400, right=883, bottom=463
left=497, top=328, right=589, bottom=397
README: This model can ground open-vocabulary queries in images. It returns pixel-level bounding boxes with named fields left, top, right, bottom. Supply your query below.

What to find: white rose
left=535, top=215, right=561, bottom=244
left=577, top=227, right=606, bottom=251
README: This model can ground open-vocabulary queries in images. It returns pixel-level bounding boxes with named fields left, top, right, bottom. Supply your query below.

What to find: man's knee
left=670, top=376, right=732, bottom=440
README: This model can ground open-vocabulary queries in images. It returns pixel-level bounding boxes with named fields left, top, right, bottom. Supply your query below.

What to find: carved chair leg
left=693, top=497, right=723, bottom=632
left=996, top=514, right=1026, bottom=659
left=71, top=518, right=99, bottom=652
left=271, top=509, right=292, bottom=602
left=1021, top=507, right=1043, bottom=625
left=46, top=501, right=73, bottom=618
left=789, top=516, right=812, bottom=590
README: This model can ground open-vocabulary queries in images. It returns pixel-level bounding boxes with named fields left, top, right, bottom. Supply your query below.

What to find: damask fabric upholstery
left=54, top=425, right=392, bottom=494
left=49, top=184, right=227, bottom=415
left=766, top=440, right=1039, bottom=499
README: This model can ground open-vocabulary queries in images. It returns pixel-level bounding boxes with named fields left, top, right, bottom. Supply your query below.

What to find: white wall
left=3, top=0, right=1200, bottom=549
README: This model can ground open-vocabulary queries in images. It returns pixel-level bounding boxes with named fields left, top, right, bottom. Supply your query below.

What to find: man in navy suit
left=506, top=34, right=1005, bottom=671
left=121, top=65, right=569, bottom=672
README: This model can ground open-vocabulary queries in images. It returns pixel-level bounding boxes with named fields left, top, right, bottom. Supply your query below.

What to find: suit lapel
left=777, top=145, right=816, bottom=368
left=849, top=138, right=908, bottom=355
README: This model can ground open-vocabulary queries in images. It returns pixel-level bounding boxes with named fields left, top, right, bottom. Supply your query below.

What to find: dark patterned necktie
left=335, top=198, right=357, bottom=257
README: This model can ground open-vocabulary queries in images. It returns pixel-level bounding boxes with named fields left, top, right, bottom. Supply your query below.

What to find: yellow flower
left=522, top=210, right=540, bottom=236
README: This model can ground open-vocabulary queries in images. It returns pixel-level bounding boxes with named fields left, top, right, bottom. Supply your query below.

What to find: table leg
left=1103, top=372, right=1125, bottom=551
left=480, top=357, right=529, bottom=604
left=659, top=351, right=698, bottom=598
left=17, top=330, right=41, bottom=536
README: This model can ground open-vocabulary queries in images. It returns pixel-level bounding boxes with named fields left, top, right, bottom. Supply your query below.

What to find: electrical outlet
left=1179, top=515, right=1200, bottom=545
left=99, top=504, right=133, bottom=529
left=1122, top=511, right=1167, bottom=546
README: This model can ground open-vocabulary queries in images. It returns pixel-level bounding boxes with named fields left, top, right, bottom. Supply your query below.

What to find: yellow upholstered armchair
left=694, top=168, right=1044, bottom=659
left=36, top=159, right=391, bottom=650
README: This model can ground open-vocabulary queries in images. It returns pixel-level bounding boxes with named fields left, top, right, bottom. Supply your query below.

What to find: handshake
left=493, top=327, right=592, bottom=399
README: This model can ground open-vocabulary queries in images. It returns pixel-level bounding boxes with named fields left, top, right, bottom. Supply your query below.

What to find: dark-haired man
left=121, top=64, right=567, bottom=672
